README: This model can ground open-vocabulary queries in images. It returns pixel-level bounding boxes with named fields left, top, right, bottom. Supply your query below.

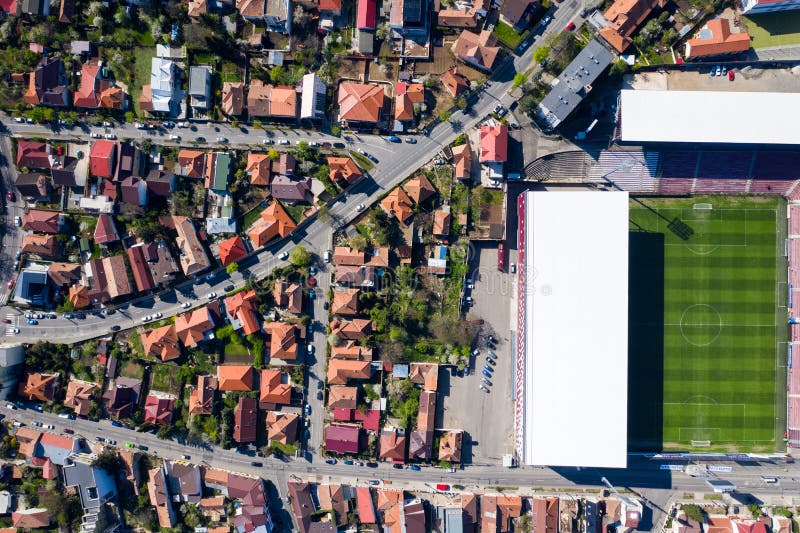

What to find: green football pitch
left=628, top=196, right=787, bottom=452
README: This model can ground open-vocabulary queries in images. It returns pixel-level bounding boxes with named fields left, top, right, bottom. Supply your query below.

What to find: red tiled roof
left=94, top=213, right=118, bottom=244
left=480, top=124, right=508, bottom=162
left=685, top=18, right=750, bottom=58
left=89, top=140, right=116, bottom=178
left=127, top=245, right=156, bottom=292
left=234, top=397, right=258, bottom=443
left=338, top=82, right=384, bottom=124
left=328, top=157, right=362, bottom=188
left=141, top=324, right=180, bottom=362
left=218, top=235, right=247, bottom=266
left=357, top=0, right=376, bottom=29
left=260, top=369, right=291, bottom=406
left=325, top=424, right=361, bottom=454
left=441, top=68, right=469, bottom=97
left=226, top=289, right=261, bottom=336
left=22, top=209, right=58, bottom=233
left=16, top=140, right=50, bottom=169
left=600, top=0, right=667, bottom=52
left=144, top=394, right=175, bottom=424
left=174, top=307, right=215, bottom=346
left=356, top=487, right=377, bottom=523
left=318, top=0, right=342, bottom=12
left=217, top=365, right=255, bottom=391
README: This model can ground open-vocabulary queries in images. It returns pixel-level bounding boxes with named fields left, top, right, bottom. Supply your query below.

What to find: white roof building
left=617, top=89, right=800, bottom=145
left=300, top=73, right=327, bottom=120
left=514, top=190, right=629, bottom=468
left=150, top=57, right=178, bottom=113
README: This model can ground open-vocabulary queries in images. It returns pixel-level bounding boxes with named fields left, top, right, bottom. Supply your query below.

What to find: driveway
left=438, top=243, right=515, bottom=466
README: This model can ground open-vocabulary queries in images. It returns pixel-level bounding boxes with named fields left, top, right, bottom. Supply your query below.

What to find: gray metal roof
left=536, top=38, right=614, bottom=129
left=189, top=66, right=212, bottom=98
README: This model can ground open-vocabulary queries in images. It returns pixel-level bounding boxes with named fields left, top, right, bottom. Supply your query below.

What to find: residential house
left=327, top=359, right=372, bottom=385
left=356, top=487, right=377, bottom=524
left=532, top=497, right=559, bottom=533
left=189, top=65, right=213, bottom=111
left=170, top=215, right=212, bottom=276
left=380, top=186, right=414, bottom=223
left=103, top=376, right=142, bottom=419
left=16, top=140, right=51, bottom=170
left=441, top=68, right=470, bottom=97
left=63, top=453, right=118, bottom=511
left=22, top=211, right=59, bottom=235
left=333, top=266, right=376, bottom=287
left=175, top=306, right=216, bottom=346
left=300, top=73, right=327, bottom=120
left=120, top=176, right=148, bottom=206
left=237, top=0, right=291, bottom=33
left=227, top=474, right=274, bottom=533
left=266, top=411, right=299, bottom=444
left=134, top=241, right=179, bottom=287
left=497, top=495, right=524, bottom=532
left=332, top=288, right=360, bottom=316
left=317, top=485, right=349, bottom=529
left=325, top=424, right=362, bottom=454
left=380, top=426, right=407, bottom=463
left=260, top=369, right=292, bottom=407
left=332, top=246, right=367, bottom=266
left=12, top=509, right=50, bottom=529
left=684, top=18, right=750, bottom=59
left=330, top=318, right=373, bottom=340
left=264, top=321, right=299, bottom=360
left=480, top=124, right=508, bottom=163
left=199, top=496, right=226, bottom=522
left=438, top=430, right=463, bottom=462
left=64, top=378, right=95, bottom=416
left=166, top=461, right=202, bottom=504
left=246, top=80, right=297, bottom=118
left=394, top=81, right=425, bottom=127
left=271, top=176, right=311, bottom=204
left=598, top=0, right=667, bottom=53
left=452, top=30, right=500, bottom=71
left=331, top=342, right=372, bottom=360
left=452, top=143, right=473, bottom=182
left=318, top=0, right=343, bottom=29
left=222, top=82, right=245, bottom=116
left=73, top=63, right=124, bottom=109
left=247, top=79, right=271, bottom=117
left=21, top=234, right=58, bottom=258
left=409, top=390, right=435, bottom=460
left=148, top=464, right=177, bottom=529
left=287, top=482, right=315, bottom=533
left=88, top=255, right=133, bottom=304
left=338, top=82, right=386, bottom=126
left=433, top=207, right=451, bottom=238
left=328, top=385, right=358, bottom=410
left=127, top=244, right=156, bottom=292
left=328, top=157, right=362, bottom=188
left=273, top=279, right=303, bottom=314
left=188, top=0, right=207, bottom=17
left=226, top=289, right=261, bottom=335
left=51, top=156, right=79, bottom=187
left=438, top=7, right=479, bottom=27
left=15, top=173, right=51, bottom=201
left=140, top=57, right=179, bottom=114
left=247, top=201, right=297, bottom=247
left=482, top=495, right=498, bottom=533
left=234, top=397, right=258, bottom=443
left=141, top=324, right=180, bottom=362
left=403, top=173, right=436, bottom=204
left=89, top=140, right=117, bottom=178
left=37, top=433, right=81, bottom=465
left=19, top=372, right=57, bottom=402
left=217, top=365, right=255, bottom=391
left=218, top=235, right=248, bottom=266
left=357, top=0, right=377, bottom=29
left=272, top=152, right=296, bottom=176
left=389, top=0, right=429, bottom=39
left=177, top=150, right=207, bottom=179
left=144, top=392, right=175, bottom=425
left=247, top=152, right=272, bottom=186
left=205, top=152, right=232, bottom=194
left=115, top=142, right=144, bottom=182
left=188, top=374, right=217, bottom=415
left=24, top=57, right=69, bottom=106
left=462, top=494, right=479, bottom=530
left=69, top=285, right=89, bottom=309
left=94, top=213, right=119, bottom=245
left=499, top=0, right=533, bottom=30
left=409, top=363, right=438, bottom=391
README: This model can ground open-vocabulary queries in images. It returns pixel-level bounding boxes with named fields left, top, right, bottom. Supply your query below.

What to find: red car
left=7, top=279, right=14, bottom=289
left=565, top=21, right=576, bottom=31
left=436, top=484, right=450, bottom=491
left=728, top=70, right=735, bottom=81
left=309, top=277, right=317, bottom=287
left=6, top=191, right=14, bottom=202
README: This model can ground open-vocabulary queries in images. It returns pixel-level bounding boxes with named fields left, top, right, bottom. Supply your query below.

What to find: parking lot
left=438, top=243, right=516, bottom=466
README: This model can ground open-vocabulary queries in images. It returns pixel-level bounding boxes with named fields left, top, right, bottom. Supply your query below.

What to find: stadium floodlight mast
left=600, top=476, right=637, bottom=507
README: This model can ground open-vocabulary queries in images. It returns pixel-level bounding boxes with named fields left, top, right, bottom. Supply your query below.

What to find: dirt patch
left=337, top=59, right=367, bottom=82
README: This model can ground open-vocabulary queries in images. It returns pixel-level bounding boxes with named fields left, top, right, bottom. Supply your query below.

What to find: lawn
left=349, top=151, right=374, bottom=171
left=119, top=360, right=144, bottom=380
left=493, top=21, right=528, bottom=49
left=628, top=196, right=784, bottom=452
left=742, top=11, right=800, bottom=49
left=131, top=47, right=156, bottom=117
left=150, top=364, right=181, bottom=396
left=283, top=203, right=306, bottom=224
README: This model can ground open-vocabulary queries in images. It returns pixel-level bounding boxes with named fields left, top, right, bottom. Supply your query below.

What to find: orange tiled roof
left=331, top=342, right=372, bottom=360
left=178, top=150, right=206, bottom=179
left=328, top=157, right=362, bottom=187
left=217, top=365, right=255, bottom=391
left=226, top=289, right=260, bottom=336
left=174, top=307, right=214, bottom=347
left=441, top=68, right=470, bottom=97
left=338, top=82, right=385, bottom=124
left=221, top=81, right=244, bottom=115
left=438, top=430, right=463, bottom=462
left=433, top=209, right=450, bottom=237
left=64, top=379, right=96, bottom=416
left=265, top=321, right=298, bottom=360
left=218, top=235, right=247, bottom=266
left=15, top=427, right=42, bottom=458
left=141, top=324, right=181, bottom=361
left=247, top=202, right=297, bottom=247
left=260, top=369, right=291, bottom=405
left=452, top=143, right=472, bottom=181
left=188, top=374, right=217, bottom=415
left=328, top=385, right=358, bottom=409
left=69, top=284, right=89, bottom=309
left=332, top=288, right=360, bottom=316
left=685, top=18, right=750, bottom=58
left=380, top=187, right=414, bottom=223
left=438, top=6, right=478, bottom=27
left=269, top=85, right=297, bottom=118
left=266, top=411, right=299, bottom=444
left=330, top=318, right=373, bottom=340
left=273, top=279, right=303, bottom=314
left=247, top=152, right=272, bottom=187
left=327, top=359, right=372, bottom=385
left=20, top=372, right=58, bottom=402
left=403, top=174, right=435, bottom=204
left=452, top=30, right=500, bottom=71
left=599, top=0, right=667, bottom=52
left=379, top=427, right=406, bottom=462
left=409, top=363, right=438, bottom=391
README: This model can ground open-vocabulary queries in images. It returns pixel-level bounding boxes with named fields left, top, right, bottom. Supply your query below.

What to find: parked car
left=278, top=139, right=290, bottom=145
left=6, top=191, right=14, bottom=202
left=262, top=138, right=273, bottom=145
left=565, top=21, right=576, bottom=31
left=368, top=479, right=380, bottom=485
left=207, top=292, right=217, bottom=299
left=728, top=70, right=735, bottom=81
left=355, top=203, right=365, bottom=212
left=487, top=334, right=497, bottom=344
left=325, top=459, right=338, bottom=464
left=405, top=138, right=417, bottom=144
left=408, top=465, right=421, bottom=471
left=483, top=365, right=493, bottom=373
left=482, top=378, right=492, bottom=386
left=63, top=428, right=75, bottom=434
left=436, top=484, right=450, bottom=491
left=486, top=357, right=496, bottom=366
left=125, top=442, right=135, bottom=449
left=479, top=385, right=490, bottom=393
left=169, top=135, right=181, bottom=141
left=482, top=369, right=492, bottom=378
left=7, top=279, right=14, bottom=289
left=14, top=216, right=21, bottom=226
left=278, top=251, right=289, bottom=260
left=388, top=136, right=401, bottom=142
left=216, top=136, right=228, bottom=143
left=540, top=14, right=552, bottom=26
left=343, top=460, right=354, bottom=465
left=26, top=319, right=38, bottom=325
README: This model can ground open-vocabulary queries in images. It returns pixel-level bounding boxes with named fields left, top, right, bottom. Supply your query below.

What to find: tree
left=513, top=73, right=526, bottom=87
left=317, top=205, right=331, bottom=224
left=609, top=59, right=629, bottom=77
left=439, top=109, right=451, bottom=121
left=640, top=18, right=663, bottom=45
left=268, top=149, right=279, bottom=161
left=226, top=262, right=239, bottom=274
left=124, top=111, right=135, bottom=123
left=455, top=96, right=467, bottom=109
left=376, top=22, right=390, bottom=41
left=533, top=45, right=551, bottom=64
left=289, top=245, right=311, bottom=268
left=252, top=119, right=262, bottom=129
left=331, top=125, right=341, bottom=136
left=349, top=234, right=368, bottom=251
left=518, top=93, right=538, bottom=116
left=517, top=513, right=533, bottom=533
left=93, top=450, right=124, bottom=474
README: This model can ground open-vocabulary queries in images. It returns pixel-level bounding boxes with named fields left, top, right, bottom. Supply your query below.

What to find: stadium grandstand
left=514, top=190, right=628, bottom=468
left=788, top=204, right=800, bottom=447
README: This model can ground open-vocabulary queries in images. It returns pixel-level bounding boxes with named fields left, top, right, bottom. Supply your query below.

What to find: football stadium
left=628, top=196, right=786, bottom=452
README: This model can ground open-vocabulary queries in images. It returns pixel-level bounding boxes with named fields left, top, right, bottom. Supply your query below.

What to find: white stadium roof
left=516, top=190, right=628, bottom=468
left=618, top=89, right=800, bottom=145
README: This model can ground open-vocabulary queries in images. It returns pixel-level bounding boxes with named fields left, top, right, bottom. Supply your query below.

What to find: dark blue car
left=482, top=369, right=492, bottom=378
left=483, top=365, right=493, bottom=373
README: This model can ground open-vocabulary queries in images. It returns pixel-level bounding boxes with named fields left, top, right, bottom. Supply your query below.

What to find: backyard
left=742, top=11, right=800, bottom=48
left=150, top=364, right=182, bottom=396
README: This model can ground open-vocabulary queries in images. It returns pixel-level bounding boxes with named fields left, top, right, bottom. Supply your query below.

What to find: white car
left=90, top=132, right=100, bottom=138
left=154, top=312, right=163, bottom=319
left=104, top=133, right=116, bottom=140
left=355, top=203, right=365, bottom=212
left=278, top=139, right=289, bottom=145
left=44, top=424, right=54, bottom=430
left=177, top=121, right=189, bottom=128
left=169, top=135, right=181, bottom=141
left=14, top=216, right=21, bottom=226
left=181, top=302, right=191, bottom=308
left=13, top=117, right=23, bottom=123
left=141, top=315, right=151, bottom=322
left=102, top=121, right=112, bottom=127
left=216, top=136, right=228, bottom=143
left=278, top=251, right=289, bottom=260
left=207, top=292, right=217, bottom=299
left=262, top=139, right=273, bottom=145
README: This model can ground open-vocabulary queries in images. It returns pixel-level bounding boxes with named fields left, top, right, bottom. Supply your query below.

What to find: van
left=12, top=421, right=23, bottom=427
left=5, top=404, right=15, bottom=410
left=58, top=413, right=74, bottom=419
left=323, top=250, right=332, bottom=263
left=762, top=476, right=778, bottom=483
